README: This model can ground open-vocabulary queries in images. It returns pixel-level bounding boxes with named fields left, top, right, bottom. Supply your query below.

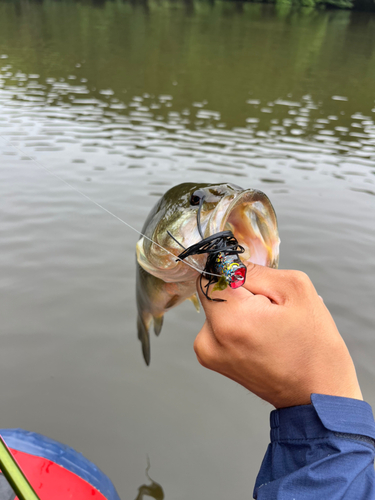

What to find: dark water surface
left=1, top=1, right=375, bottom=498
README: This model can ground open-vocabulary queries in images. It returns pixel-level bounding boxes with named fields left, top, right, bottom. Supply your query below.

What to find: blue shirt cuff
left=270, top=394, right=375, bottom=444
left=255, top=394, right=375, bottom=499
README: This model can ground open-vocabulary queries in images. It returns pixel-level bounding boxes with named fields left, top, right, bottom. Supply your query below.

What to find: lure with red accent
left=213, top=252, right=247, bottom=289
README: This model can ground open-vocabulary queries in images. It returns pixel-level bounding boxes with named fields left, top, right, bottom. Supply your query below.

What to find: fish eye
left=190, top=195, right=201, bottom=206
left=190, top=190, right=205, bottom=206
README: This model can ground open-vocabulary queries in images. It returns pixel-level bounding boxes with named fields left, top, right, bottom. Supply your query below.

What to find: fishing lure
left=210, top=251, right=247, bottom=290
left=168, top=193, right=247, bottom=301
left=175, top=230, right=247, bottom=301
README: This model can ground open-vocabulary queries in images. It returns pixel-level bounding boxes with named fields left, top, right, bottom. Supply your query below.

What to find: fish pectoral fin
left=137, top=313, right=152, bottom=366
left=165, top=294, right=180, bottom=310
left=188, top=293, right=200, bottom=313
left=153, top=315, right=164, bottom=337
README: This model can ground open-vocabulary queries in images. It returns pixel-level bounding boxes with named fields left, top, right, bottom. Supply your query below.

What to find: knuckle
left=288, top=270, right=312, bottom=290
left=193, top=333, right=215, bottom=368
left=245, top=262, right=259, bottom=278
left=195, top=352, right=211, bottom=369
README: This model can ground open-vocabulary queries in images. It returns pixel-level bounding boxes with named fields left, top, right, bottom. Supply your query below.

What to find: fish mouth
left=209, top=190, right=280, bottom=268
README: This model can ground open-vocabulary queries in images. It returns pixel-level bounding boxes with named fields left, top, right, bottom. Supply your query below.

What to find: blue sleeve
left=254, top=394, right=375, bottom=499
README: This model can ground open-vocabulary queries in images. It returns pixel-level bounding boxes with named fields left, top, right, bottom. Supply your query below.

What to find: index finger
left=241, top=262, right=289, bottom=305
left=196, top=261, right=289, bottom=314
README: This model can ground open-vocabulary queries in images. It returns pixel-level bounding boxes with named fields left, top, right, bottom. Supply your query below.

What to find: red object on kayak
left=9, top=449, right=107, bottom=499
left=0, top=429, right=121, bottom=500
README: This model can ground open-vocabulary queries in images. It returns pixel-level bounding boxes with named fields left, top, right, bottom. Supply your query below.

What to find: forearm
left=254, top=395, right=375, bottom=500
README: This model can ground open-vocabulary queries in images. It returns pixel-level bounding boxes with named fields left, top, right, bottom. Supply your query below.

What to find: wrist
left=272, top=349, right=363, bottom=409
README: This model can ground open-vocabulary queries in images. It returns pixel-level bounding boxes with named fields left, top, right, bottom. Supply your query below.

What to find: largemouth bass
left=136, top=183, right=280, bottom=365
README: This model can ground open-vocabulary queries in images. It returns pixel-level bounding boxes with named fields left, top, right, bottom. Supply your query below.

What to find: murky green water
left=1, top=1, right=375, bottom=498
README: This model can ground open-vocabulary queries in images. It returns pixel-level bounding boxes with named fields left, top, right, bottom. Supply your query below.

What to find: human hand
left=194, top=264, right=363, bottom=408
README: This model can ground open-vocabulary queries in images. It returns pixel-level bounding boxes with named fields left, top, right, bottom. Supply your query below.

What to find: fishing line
left=0, top=134, right=222, bottom=278
left=196, top=194, right=205, bottom=239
